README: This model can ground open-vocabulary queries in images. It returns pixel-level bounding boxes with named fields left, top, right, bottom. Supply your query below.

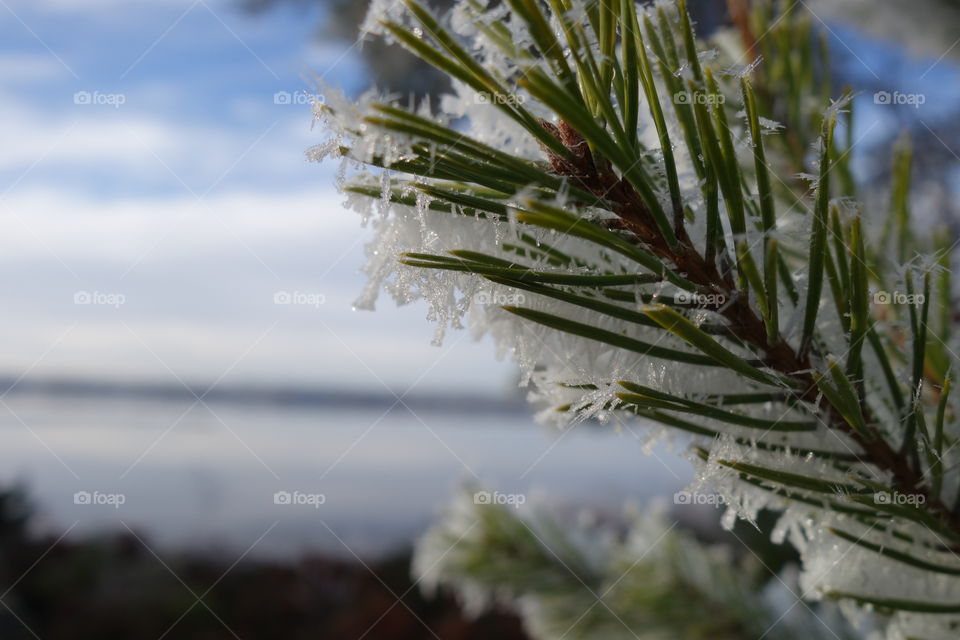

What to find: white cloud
left=0, top=187, right=514, bottom=393
left=0, top=103, right=184, bottom=172
left=0, top=87, right=322, bottom=195
left=0, top=187, right=356, bottom=258
left=0, top=52, right=69, bottom=82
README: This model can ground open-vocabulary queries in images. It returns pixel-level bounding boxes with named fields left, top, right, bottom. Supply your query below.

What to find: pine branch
left=320, top=0, right=960, bottom=634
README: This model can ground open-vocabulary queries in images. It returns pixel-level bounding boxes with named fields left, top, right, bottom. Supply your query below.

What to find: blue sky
left=0, top=0, right=513, bottom=395
left=1, top=0, right=958, bottom=395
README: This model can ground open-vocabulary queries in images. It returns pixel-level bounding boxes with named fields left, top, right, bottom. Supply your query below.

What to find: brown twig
left=542, top=120, right=960, bottom=540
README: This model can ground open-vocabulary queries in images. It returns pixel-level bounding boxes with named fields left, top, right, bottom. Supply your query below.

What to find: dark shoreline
left=0, top=376, right=528, bottom=416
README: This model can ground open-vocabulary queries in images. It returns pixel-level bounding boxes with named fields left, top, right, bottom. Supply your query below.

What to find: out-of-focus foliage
left=242, top=0, right=456, bottom=98
left=240, top=0, right=730, bottom=98
left=414, top=490, right=856, bottom=640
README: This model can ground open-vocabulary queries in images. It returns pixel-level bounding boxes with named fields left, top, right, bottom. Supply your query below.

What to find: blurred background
left=0, top=0, right=958, bottom=637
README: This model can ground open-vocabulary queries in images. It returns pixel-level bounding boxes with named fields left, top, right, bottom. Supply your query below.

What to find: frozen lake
left=0, top=390, right=690, bottom=559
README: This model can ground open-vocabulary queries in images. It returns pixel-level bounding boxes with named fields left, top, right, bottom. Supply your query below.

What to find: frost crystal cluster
left=312, top=1, right=960, bottom=638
